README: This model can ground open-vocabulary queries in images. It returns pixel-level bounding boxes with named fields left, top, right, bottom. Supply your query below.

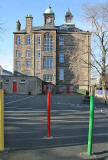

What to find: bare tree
left=82, top=3, right=108, bottom=100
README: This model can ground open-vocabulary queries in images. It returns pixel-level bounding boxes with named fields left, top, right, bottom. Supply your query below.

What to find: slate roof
left=14, top=24, right=89, bottom=34
left=32, top=24, right=87, bottom=33
left=57, top=24, right=85, bottom=33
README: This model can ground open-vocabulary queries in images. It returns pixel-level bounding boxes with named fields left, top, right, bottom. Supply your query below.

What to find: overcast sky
left=0, top=0, right=107, bottom=72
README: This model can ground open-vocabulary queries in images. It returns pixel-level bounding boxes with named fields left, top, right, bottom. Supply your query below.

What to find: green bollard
left=88, top=85, right=94, bottom=156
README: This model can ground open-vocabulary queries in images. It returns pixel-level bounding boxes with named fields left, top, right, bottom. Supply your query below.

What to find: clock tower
left=44, top=6, right=55, bottom=26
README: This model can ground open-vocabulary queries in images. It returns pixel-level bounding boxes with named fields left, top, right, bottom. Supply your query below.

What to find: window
left=37, top=50, right=40, bottom=58
left=59, top=36, right=64, bottom=45
left=66, top=17, right=71, bottom=23
left=59, top=52, right=64, bottom=63
left=20, top=80, right=26, bottom=83
left=37, top=61, right=40, bottom=70
left=16, top=50, right=20, bottom=57
left=68, top=18, right=71, bottom=23
left=26, top=61, right=31, bottom=68
left=16, top=36, right=20, bottom=45
left=43, top=56, right=53, bottom=69
left=26, top=50, right=31, bottom=57
left=59, top=69, right=64, bottom=80
left=4, top=79, right=9, bottom=83
left=16, top=61, right=20, bottom=69
left=44, top=33, right=53, bottom=51
left=27, top=36, right=30, bottom=45
left=26, top=72, right=31, bottom=76
left=43, top=74, right=53, bottom=81
left=37, top=36, right=40, bottom=45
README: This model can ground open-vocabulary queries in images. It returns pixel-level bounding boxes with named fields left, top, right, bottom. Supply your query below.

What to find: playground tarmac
left=0, top=93, right=108, bottom=160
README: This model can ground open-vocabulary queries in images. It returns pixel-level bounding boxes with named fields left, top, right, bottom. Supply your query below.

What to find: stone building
left=13, top=6, right=91, bottom=92
left=0, top=75, right=42, bottom=95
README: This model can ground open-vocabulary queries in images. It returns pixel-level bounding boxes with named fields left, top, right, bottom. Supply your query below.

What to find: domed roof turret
left=65, top=9, right=74, bottom=25
left=65, top=9, right=73, bottom=17
left=44, top=6, right=54, bottom=14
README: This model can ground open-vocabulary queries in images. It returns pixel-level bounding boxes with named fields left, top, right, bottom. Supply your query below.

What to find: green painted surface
left=77, top=89, right=86, bottom=95
left=88, top=94, right=94, bottom=156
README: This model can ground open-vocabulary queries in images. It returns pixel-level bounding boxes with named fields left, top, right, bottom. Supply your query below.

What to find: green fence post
left=88, top=85, right=94, bottom=156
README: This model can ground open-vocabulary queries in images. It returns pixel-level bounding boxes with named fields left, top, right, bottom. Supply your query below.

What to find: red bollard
left=47, top=90, right=51, bottom=137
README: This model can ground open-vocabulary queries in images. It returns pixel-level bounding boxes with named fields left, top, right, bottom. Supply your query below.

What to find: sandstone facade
left=13, top=6, right=91, bottom=91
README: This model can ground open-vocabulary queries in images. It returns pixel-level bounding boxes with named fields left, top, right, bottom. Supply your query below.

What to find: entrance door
left=66, top=86, right=70, bottom=93
left=13, top=82, right=17, bottom=92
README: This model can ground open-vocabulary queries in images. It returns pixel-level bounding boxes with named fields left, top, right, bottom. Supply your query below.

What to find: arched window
left=44, top=33, right=53, bottom=51
left=67, top=17, right=71, bottom=23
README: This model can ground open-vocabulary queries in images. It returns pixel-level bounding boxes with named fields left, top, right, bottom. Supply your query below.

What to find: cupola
left=44, top=5, right=54, bottom=14
left=65, top=9, right=74, bottom=25
left=44, top=6, right=55, bottom=26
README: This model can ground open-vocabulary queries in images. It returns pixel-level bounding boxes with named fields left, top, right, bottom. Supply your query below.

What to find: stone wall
left=14, top=30, right=57, bottom=85
left=40, top=30, right=56, bottom=85
left=13, top=15, right=90, bottom=91
left=0, top=75, right=42, bottom=95
left=56, top=32, right=90, bottom=90
left=14, top=32, right=34, bottom=76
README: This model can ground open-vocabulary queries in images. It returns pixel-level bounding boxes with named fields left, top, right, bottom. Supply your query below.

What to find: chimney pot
left=16, top=20, right=21, bottom=31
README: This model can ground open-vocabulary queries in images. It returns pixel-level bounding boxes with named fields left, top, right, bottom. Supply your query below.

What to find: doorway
left=13, top=82, right=17, bottom=92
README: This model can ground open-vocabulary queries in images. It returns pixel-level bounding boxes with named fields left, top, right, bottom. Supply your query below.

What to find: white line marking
left=16, top=108, right=32, bottom=110
left=42, top=136, right=54, bottom=140
left=5, top=107, right=32, bottom=110
left=6, top=117, right=30, bottom=120
left=4, top=110, right=79, bottom=113
left=4, top=110, right=46, bottom=113
left=5, top=96, right=33, bottom=105
left=46, top=119, right=89, bottom=123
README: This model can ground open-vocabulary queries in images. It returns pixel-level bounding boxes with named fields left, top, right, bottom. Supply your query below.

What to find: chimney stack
left=26, top=14, right=33, bottom=32
left=16, top=20, right=21, bottom=31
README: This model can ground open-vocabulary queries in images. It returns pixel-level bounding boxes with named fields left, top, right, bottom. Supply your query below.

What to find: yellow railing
left=0, top=89, right=4, bottom=151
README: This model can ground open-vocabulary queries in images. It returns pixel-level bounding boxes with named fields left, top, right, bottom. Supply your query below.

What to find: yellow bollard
left=0, top=89, right=4, bottom=151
